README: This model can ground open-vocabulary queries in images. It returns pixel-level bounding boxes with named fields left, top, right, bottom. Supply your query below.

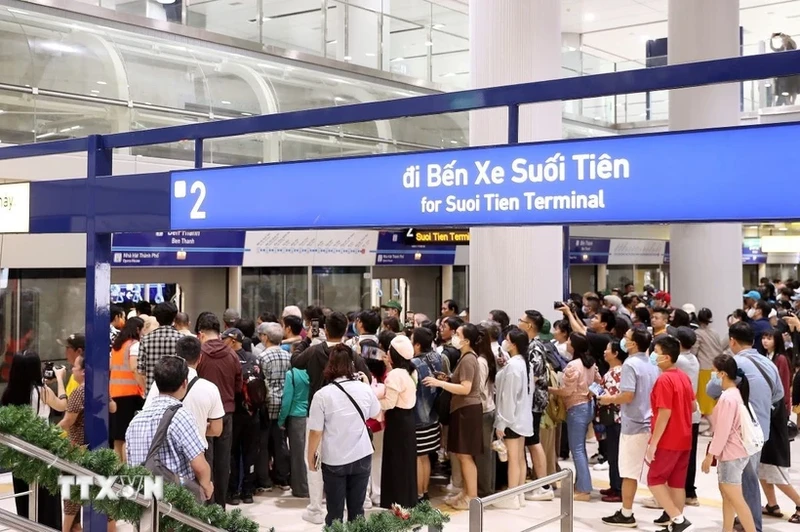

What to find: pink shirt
left=557, top=359, right=600, bottom=410
left=379, top=368, right=417, bottom=410
left=709, top=387, right=749, bottom=462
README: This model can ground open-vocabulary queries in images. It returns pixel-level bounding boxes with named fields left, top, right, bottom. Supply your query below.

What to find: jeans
left=477, top=411, right=496, bottom=497
left=742, top=451, right=763, bottom=532
left=685, top=423, right=699, bottom=498
left=566, top=402, right=593, bottom=494
left=205, top=413, right=233, bottom=508
left=305, top=423, right=325, bottom=515
left=229, top=411, right=259, bottom=496
left=605, top=423, right=622, bottom=492
left=259, top=418, right=291, bottom=487
left=321, top=455, right=372, bottom=526
left=286, top=416, right=309, bottom=497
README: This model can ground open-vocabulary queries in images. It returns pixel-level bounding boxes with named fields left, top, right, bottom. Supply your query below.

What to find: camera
left=310, top=319, right=320, bottom=338
left=43, top=362, right=55, bottom=381
left=554, top=301, right=564, bottom=310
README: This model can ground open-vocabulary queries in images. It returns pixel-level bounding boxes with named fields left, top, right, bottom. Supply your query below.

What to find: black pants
left=560, top=423, right=570, bottom=459
left=263, top=418, right=291, bottom=487
left=605, top=424, right=622, bottom=492
left=229, top=411, right=259, bottom=497
left=322, top=455, right=371, bottom=527
left=13, top=476, right=62, bottom=529
left=206, top=413, right=233, bottom=508
left=685, top=423, right=699, bottom=498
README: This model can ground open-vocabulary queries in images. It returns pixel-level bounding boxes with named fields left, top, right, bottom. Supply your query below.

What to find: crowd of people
left=5, top=277, right=800, bottom=531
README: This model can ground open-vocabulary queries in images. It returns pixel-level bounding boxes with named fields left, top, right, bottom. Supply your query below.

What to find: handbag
left=788, top=420, right=798, bottom=442
left=331, top=380, right=374, bottom=448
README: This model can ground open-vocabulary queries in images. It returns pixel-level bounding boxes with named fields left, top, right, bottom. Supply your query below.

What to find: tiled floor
left=3, top=433, right=800, bottom=531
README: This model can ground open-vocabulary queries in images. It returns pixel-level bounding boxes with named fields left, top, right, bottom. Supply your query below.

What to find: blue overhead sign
left=112, top=230, right=246, bottom=266
left=170, top=123, right=800, bottom=231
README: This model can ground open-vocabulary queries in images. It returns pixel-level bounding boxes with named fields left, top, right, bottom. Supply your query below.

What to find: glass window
left=606, top=266, right=634, bottom=292
left=312, top=267, right=370, bottom=313
left=453, top=266, right=467, bottom=311
left=241, top=267, right=308, bottom=319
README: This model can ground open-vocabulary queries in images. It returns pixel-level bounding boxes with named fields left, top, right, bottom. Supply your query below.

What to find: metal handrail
left=468, top=469, right=574, bottom=532
left=0, top=433, right=225, bottom=532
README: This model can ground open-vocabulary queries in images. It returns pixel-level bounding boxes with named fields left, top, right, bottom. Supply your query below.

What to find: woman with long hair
left=110, top=316, right=145, bottom=463
left=701, top=354, right=756, bottom=532
left=474, top=323, right=498, bottom=497
left=493, top=327, right=533, bottom=509
left=549, top=332, right=601, bottom=501
left=378, top=335, right=418, bottom=509
left=423, top=322, right=484, bottom=510
left=758, top=329, right=800, bottom=522
left=2, top=351, right=67, bottom=528
left=307, top=344, right=380, bottom=527
left=598, top=340, right=627, bottom=503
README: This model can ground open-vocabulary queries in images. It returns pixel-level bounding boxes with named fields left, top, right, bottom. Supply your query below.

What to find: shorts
left=758, top=463, right=791, bottom=485
left=110, top=395, right=144, bottom=442
left=720, top=457, right=749, bottom=485
left=524, top=413, right=543, bottom=446
left=618, top=433, right=649, bottom=480
left=647, top=448, right=690, bottom=488
left=416, top=423, right=441, bottom=456
left=504, top=428, right=523, bottom=439
left=448, top=405, right=483, bottom=456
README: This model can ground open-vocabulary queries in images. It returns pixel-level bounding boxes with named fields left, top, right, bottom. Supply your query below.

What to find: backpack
left=542, top=341, right=568, bottom=372
left=240, top=351, right=267, bottom=414
left=144, top=404, right=205, bottom=503
left=544, top=363, right=566, bottom=424
left=740, top=402, right=764, bottom=456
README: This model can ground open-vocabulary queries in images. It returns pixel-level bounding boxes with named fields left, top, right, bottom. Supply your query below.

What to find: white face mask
left=501, top=340, right=512, bottom=353
left=451, top=336, right=463, bottom=350
left=746, top=308, right=756, bottom=319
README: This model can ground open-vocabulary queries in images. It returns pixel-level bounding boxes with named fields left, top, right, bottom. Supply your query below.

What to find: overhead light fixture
left=432, top=23, right=444, bottom=29
left=156, top=0, right=176, bottom=5
left=390, top=57, right=405, bottom=62
left=365, top=52, right=376, bottom=57
left=241, top=112, right=252, bottom=116
left=36, top=132, right=57, bottom=139
left=7, top=8, right=28, bottom=14
left=261, top=16, right=272, bottom=21
left=779, top=226, right=789, bottom=231
left=326, top=39, right=338, bottom=45
left=334, top=96, right=346, bottom=102
left=425, top=41, right=433, bottom=47
left=0, top=110, right=5, bottom=114
left=584, top=13, right=595, bottom=21
left=96, top=81, right=107, bottom=85
left=343, top=55, right=352, bottom=61
left=90, top=90, right=100, bottom=94
left=221, top=100, right=231, bottom=105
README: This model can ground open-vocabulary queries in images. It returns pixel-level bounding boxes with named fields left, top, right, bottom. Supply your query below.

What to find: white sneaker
left=301, top=510, right=325, bottom=525
left=492, top=496, right=520, bottom=510
left=519, top=493, right=527, bottom=507
left=363, top=497, right=373, bottom=509
left=445, top=483, right=461, bottom=493
left=593, top=462, right=609, bottom=471
left=525, top=487, right=555, bottom=501
left=641, top=496, right=663, bottom=509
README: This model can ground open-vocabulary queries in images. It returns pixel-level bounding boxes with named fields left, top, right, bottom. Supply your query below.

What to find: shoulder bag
left=143, top=404, right=206, bottom=503
left=331, top=380, right=374, bottom=449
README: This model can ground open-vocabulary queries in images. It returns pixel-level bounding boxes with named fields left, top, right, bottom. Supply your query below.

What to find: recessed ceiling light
left=96, top=81, right=107, bottom=85
left=326, top=39, right=338, bottom=45
left=365, top=52, right=376, bottom=57
left=450, top=140, right=458, bottom=144
left=425, top=41, right=433, bottom=47
left=261, top=16, right=272, bottom=21
left=90, top=90, right=99, bottom=94
left=221, top=100, right=231, bottom=105
left=432, top=23, right=444, bottom=29
left=390, top=57, right=405, bottom=62
left=343, top=55, right=352, bottom=61
left=584, top=13, right=595, bottom=21
left=241, top=112, right=252, bottom=116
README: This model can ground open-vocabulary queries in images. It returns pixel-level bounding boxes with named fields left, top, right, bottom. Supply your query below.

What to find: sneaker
left=227, top=493, right=242, bottom=506
left=593, top=462, right=610, bottom=471
left=525, top=487, right=555, bottom=501
left=685, top=497, right=699, bottom=507
left=589, top=453, right=601, bottom=465
left=642, top=496, right=663, bottom=509
left=519, top=493, right=526, bottom=507
left=242, top=494, right=254, bottom=504
left=255, top=486, right=272, bottom=495
left=601, top=493, right=622, bottom=503
left=363, top=497, right=373, bottom=509
left=493, top=496, right=520, bottom=510
left=664, top=518, right=693, bottom=532
left=301, top=510, right=325, bottom=525
left=654, top=511, right=671, bottom=525
left=602, top=510, right=637, bottom=528
left=279, top=485, right=291, bottom=492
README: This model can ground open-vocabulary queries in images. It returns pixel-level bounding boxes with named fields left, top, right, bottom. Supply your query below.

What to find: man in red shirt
left=646, top=335, right=695, bottom=532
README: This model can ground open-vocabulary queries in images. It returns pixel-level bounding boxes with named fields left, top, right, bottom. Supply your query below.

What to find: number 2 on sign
left=189, top=181, right=207, bottom=220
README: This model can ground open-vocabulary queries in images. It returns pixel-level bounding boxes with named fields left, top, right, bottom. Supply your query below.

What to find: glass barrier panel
left=190, top=0, right=260, bottom=43
left=34, top=94, right=125, bottom=142
left=242, top=267, right=309, bottom=319
left=261, top=0, right=325, bottom=55
left=312, top=266, right=371, bottom=312
left=130, top=108, right=207, bottom=162
left=0, top=88, right=36, bottom=145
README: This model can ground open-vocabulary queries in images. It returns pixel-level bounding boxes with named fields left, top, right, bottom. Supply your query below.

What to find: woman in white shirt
left=493, top=328, right=534, bottom=509
left=307, top=345, right=380, bottom=527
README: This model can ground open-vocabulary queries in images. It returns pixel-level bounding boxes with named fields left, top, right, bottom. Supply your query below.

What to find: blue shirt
left=619, top=352, right=660, bottom=435
left=706, top=348, right=784, bottom=440
left=411, top=351, right=446, bottom=427
left=126, top=395, right=207, bottom=480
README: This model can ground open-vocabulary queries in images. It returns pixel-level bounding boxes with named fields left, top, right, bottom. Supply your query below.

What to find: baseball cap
left=681, top=303, right=697, bottom=315
left=539, top=319, right=554, bottom=342
left=744, top=290, right=761, bottom=301
left=58, top=333, right=85, bottom=350
left=221, top=328, right=244, bottom=343
left=390, top=335, right=414, bottom=360
left=223, top=308, right=240, bottom=324
left=654, top=291, right=671, bottom=305
left=381, top=300, right=402, bottom=311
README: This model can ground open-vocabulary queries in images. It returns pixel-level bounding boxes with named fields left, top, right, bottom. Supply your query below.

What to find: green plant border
left=0, top=405, right=262, bottom=532
left=323, top=501, right=449, bottom=532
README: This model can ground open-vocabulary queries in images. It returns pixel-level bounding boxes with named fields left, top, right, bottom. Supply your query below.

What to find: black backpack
left=239, top=351, right=266, bottom=414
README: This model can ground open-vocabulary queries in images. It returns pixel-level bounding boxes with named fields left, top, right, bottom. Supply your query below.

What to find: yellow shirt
left=66, top=375, right=78, bottom=397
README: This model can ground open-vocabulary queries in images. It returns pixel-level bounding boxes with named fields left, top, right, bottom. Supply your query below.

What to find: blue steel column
left=562, top=226, right=570, bottom=301
left=84, top=135, right=112, bottom=532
